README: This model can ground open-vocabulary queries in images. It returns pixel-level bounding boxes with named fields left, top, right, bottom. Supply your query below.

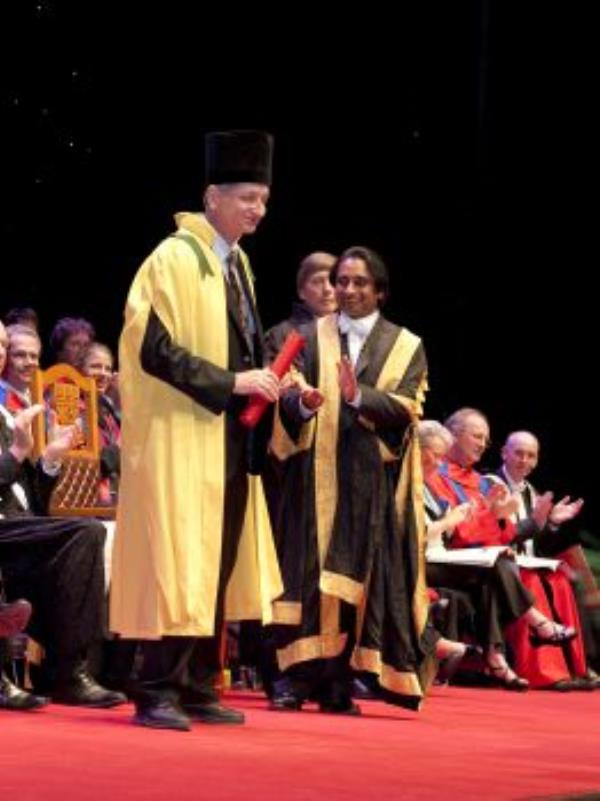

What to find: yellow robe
left=110, top=212, right=283, bottom=638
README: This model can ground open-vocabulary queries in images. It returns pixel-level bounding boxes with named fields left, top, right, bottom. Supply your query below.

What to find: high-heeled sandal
left=483, top=663, right=529, bottom=692
left=529, top=620, right=577, bottom=647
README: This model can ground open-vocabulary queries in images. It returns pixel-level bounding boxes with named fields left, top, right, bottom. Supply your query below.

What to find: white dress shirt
left=337, top=309, right=380, bottom=367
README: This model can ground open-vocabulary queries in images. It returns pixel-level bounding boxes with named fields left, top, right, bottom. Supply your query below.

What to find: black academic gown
left=274, top=314, right=434, bottom=710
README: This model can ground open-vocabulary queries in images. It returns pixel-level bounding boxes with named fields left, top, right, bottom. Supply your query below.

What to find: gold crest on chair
left=31, top=363, right=116, bottom=518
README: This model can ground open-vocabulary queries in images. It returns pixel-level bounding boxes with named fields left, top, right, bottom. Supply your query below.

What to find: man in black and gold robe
left=270, top=246, right=434, bottom=713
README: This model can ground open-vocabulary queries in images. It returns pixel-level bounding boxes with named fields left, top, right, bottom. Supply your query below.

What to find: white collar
left=501, top=465, right=528, bottom=493
left=337, top=309, right=380, bottom=339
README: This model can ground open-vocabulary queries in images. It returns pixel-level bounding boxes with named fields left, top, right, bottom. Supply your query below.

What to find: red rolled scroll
left=239, top=329, right=306, bottom=429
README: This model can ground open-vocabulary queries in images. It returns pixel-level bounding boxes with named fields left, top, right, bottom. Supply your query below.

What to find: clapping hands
left=549, top=496, right=584, bottom=526
left=486, top=483, right=520, bottom=520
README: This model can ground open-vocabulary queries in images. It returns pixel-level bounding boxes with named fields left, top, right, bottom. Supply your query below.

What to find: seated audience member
left=490, top=431, right=584, bottom=557
left=426, top=409, right=596, bottom=690
left=488, top=430, right=600, bottom=679
left=3, top=307, right=39, bottom=332
left=49, top=316, right=95, bottom=367
left=0, top=324, right=41, bottom=413
left=79, top=342, right=121, bottom=504
left=0, top=321, right=126, bottom=709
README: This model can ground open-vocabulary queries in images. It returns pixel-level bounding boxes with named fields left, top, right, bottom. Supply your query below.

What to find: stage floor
left=2, top=686, right=600, bottom=800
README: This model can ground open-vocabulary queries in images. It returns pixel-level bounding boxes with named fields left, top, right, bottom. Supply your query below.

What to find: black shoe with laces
left=0, top=673, right=49, bottom=711
left=134, top=698, right=191, bottom=731
left=51, top=667, right=127, bottom=708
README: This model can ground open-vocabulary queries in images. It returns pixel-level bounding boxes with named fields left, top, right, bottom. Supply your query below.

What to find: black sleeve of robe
left=277, top=387, right=307, bottom=444
left=357, top=341, right=427, bottom=429
left=30, top=461, right=59, bottom=515
left=0, top=452, right=57, bottom=517
left=140, top=306, right=236, bottom=415
left=276, top=324, right=319, bottom=442
left=0, top=451, right=21, bottom=489
left=357, top=385, right=412, bottom=428
left=263, top=321, right=289, bottom=366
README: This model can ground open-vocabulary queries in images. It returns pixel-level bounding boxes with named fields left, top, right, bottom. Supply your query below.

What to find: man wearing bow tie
left=270, top=245, right=433, bottom=714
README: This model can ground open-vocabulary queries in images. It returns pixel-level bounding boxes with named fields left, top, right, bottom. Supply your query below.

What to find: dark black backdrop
left=2, top=3, right=597, bottom=524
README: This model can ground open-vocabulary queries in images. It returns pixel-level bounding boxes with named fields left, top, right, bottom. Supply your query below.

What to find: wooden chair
left=30, top=363, right=116, bottom=519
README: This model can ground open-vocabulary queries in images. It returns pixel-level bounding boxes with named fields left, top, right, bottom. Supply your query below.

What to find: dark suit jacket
left=0, top=414, right=57, bottom=519
left=264, top=301, right=316, bottom=364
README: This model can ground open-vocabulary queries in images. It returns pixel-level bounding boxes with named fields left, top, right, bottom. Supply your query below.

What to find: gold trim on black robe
left=274, top=313, right=433, bottom=709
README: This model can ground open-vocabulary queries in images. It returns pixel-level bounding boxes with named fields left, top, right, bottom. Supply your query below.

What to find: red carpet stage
left=2, top=687, right=600, bottom=801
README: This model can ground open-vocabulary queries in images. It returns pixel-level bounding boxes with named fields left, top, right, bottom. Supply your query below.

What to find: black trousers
left=0, top=515, right=107, bottom=684
left=135, top=465, right=249, bottom=707
left=426, top=557, right=534, bottom=650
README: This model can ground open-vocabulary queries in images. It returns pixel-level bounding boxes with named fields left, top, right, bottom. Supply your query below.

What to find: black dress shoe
left=134, top=699, right=191, bottom=731
left=183, top=701, right=245, bottom=724
left=0, top=599, right=32, bottom=637
left=269, top=691, right=304, bottom=711
left=539, top=679, right=577, bottom=692
left=319, top=700, right=362, bottom=716
left=0, top=675, right=49, bottom=711
left=569, top=676, right=597, bottom=691
left=52, top=669, right=127, bottom=708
